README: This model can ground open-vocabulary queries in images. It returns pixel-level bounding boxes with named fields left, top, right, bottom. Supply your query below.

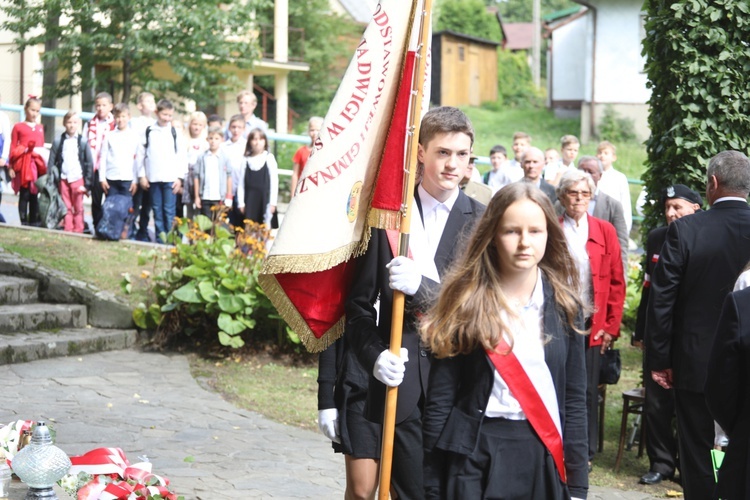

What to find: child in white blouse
left=237, top=127, right=278, bottom=226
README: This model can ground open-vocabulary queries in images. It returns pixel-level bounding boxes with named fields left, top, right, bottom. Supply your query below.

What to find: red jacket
left=561, top=215, right=626, bottom=348
left=10, top=142, right=47, bottom=193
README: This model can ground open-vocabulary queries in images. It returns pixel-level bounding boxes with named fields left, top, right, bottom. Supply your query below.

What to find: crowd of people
left=2, top=90, right=747, bottom=499
left=0, top=90, right=322, bottom=243
left=316, top=106, right=750, bottom=500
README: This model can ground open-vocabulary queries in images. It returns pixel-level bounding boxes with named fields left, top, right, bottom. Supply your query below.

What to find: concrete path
left=0, top=349, right=664, bottom=499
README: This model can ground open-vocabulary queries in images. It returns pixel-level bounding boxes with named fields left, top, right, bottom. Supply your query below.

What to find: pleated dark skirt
left=332, top=349, right=381, bottom=459
left=444, top=418, right=569, bottom=500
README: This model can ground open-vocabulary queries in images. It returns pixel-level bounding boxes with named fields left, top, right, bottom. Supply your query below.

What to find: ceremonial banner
left=259, top=0, right=431, bottom=352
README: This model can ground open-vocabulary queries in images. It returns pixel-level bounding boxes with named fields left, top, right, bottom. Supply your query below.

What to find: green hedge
left=641, top=0, right=750, bottom=234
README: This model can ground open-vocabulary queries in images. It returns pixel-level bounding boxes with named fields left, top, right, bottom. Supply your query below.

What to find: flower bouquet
left=0, top=420, right=34, bottom=462
left=57, top=448, right=182, bottom=500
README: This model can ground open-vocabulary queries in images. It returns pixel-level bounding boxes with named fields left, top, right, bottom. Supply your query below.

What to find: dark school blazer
left=345, top=187, right=485, bottom=424
left=422, top=277, right=589, bottom=499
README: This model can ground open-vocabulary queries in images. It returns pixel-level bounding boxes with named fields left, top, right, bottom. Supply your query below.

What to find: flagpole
left=378, top=0, right=432, bottom=497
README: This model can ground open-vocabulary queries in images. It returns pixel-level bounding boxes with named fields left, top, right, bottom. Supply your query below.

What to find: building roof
left=433, top=30, right=501, bottom=47
left=502, top=23, right=534, bottom=51
left=334, top=0, right=378, bottom=24
left=542, top=5, right=584, bottom=23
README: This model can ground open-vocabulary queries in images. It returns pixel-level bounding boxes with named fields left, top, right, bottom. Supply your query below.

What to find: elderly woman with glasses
left=557, top=169, right=626, bottom=471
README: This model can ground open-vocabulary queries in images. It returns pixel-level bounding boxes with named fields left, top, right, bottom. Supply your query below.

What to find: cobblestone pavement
left=0, top=349, right=666, bottom=499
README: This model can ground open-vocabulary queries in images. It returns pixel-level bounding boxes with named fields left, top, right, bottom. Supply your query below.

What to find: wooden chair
left=614, top=387, right=646, bottom=472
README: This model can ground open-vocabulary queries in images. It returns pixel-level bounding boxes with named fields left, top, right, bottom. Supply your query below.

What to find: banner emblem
left=348, top=182, right=363, bottom=222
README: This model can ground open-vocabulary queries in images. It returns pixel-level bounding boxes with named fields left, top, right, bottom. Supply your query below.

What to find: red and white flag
left=258, top=0, right=431, bottom=352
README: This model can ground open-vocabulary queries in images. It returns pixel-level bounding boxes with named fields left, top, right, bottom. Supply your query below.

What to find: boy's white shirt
left=236, top=150, right=279, bottom=209
left=543, top=159, right=573, bottom=183
left=60, top=134, right=84, bottom=183
left=130, top=115, right=156, bottom=137
left=410, top=183, right=455, bottom=283
left=136, top=122, right=188, bottom=183
left=486, top=167, right=513, bottom=194
left=100, top=127, right=139, bottom=183
left=505, top=160, right=525, bottom=183
left=201, top=150, right=226, bottom=201
left=598, top=167, right=633, bottom=232
left=222, top=139, right=246, bottom=196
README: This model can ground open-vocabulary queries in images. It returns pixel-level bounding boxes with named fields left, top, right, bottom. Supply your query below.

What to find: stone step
left=0, top=328, right=139, bottom=365
left=0, top=303, right=87, bottom=333
left=0, top=275, right=38, bottom=305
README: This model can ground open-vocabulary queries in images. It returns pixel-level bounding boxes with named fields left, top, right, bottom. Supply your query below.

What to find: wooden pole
left=377, top=1, right=432, bottom=498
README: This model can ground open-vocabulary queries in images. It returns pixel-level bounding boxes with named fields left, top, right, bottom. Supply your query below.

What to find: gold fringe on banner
left=260, top=239, right=363, bottom=275
left=257, top=274, right=345, bottom=352
left=368, top=208, right=402, bottom=232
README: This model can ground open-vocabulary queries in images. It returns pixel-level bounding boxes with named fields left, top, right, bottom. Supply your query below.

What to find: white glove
left=224, top=198, right=233, bottom=207
left=386, top=256, right=421, bottom=296
left=318, top=408, right=340, bottom=443
left=373, top=348, right=409, bottom=387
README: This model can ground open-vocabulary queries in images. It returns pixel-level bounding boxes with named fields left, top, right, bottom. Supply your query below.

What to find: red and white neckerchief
left=87, top=113, right=116, bottom=170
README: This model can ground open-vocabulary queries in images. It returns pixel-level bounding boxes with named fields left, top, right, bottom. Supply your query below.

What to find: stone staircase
left=0, top=273, right=138, bottom=365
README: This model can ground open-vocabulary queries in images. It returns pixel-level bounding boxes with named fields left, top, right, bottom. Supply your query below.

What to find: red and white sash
left=486, top=340, right=567, bottom=483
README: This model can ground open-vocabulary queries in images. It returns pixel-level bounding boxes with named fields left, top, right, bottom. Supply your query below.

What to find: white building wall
left=577, top=0, right=651, bottom=142
left=549, top=15, right=587, bottom=103
left=593, top=0, right=649, bottom=104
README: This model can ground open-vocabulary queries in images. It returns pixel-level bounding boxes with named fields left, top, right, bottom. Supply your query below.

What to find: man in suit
left=706, top=286, right=750, bottom=500
left=346, top=107, right=484, bottom=499
left=576, top=156, right=629, bottom=271
left=519, top=147, right=557, bottom=203
left=633, top=184, right=702, bottom=486
left=647, top=150, right=750, bottom=499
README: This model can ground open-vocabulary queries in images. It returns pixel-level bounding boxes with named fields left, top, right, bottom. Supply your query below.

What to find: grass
left=463, top=105, right=648, bottom=214
left=593, top=345, right=683, bottom=496
left=0, top=226, right=170, bottom=307
left=189, top=352, right=319, bottom=430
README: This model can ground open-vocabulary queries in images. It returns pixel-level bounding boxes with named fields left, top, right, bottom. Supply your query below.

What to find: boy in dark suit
left=345, top=106, right=484, bottom=499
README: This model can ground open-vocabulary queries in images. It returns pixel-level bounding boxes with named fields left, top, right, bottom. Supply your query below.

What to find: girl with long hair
left=421, top=182, right=589, bottom=499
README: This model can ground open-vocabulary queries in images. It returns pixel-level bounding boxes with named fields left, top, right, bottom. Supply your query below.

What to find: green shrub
left=496, top=50, right=544, bottom=108
left=641, top=0, right=750, bottom=237
left=122, top=208, right=296, bottom=350
left=620, top=255, right=643, bottom=337
left=435, top=0, right=502, bottom=41
left=597, top=105, right=637, bottom=143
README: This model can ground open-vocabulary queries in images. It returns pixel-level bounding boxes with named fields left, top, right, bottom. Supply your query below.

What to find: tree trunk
left=122, top=55, right=131, bottom=103
left=41, top=9, right=60, bottom=143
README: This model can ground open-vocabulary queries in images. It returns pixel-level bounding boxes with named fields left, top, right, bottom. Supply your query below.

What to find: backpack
left=483, top=171, right=490, bottom=184
left=96, top=193, right=132, bottom=240
left=144, top=125, right=178, bottom=153
left=54, top=133, right=88, bottom=170
left=35, top=173, right=67, bottom=230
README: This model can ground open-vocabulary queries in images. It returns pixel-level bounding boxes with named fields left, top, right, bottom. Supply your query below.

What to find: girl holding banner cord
left=420, top=182, right=589, bottom=499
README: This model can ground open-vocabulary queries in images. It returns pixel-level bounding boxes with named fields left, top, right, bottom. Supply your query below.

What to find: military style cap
left=661, top=184, right=702, bottom=208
